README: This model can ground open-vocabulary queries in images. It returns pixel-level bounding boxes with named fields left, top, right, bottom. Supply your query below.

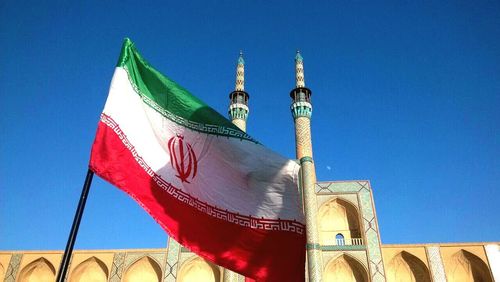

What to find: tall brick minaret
left=228, top=51, right=249, bottom=132
left=290, top=51, right=323, bottom=281
left=223, top=51, right=249, bottom=282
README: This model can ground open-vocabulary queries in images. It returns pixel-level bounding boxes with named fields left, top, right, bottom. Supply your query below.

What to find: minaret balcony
left=289, top=87, right=311, bottom=102
left=229, top=90, right=249, bottom=106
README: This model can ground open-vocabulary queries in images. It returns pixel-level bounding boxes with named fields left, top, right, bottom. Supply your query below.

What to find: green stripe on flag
left=116, top=38, right=255, bottom=142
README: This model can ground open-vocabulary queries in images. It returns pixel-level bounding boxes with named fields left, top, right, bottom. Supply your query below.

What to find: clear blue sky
left=1, top=1, right=499, bottom=250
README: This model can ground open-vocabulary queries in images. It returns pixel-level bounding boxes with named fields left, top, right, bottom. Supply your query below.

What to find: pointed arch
left=317, top=197, right=361, bottom=245
left=123, top=256, right=162, bottom=282
left=446, top=249, right=493, bottom=282
left=386, top=251, right=431, bottom=282
left=18, top=257, right=55, bottom=282
left=69, top=256, right=108, bottom=282
left=177, top=256, right=221, bottom=282
left=323, top=254, right=368, bottom=282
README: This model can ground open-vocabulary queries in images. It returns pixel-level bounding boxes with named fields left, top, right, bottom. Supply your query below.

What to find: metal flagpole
left=56, top=169, right=94, bottom=282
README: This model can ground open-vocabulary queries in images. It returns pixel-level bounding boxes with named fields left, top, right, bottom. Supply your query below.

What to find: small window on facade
left=336, top=233, right=345, bottom=245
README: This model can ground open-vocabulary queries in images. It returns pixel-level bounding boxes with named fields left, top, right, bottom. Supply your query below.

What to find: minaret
left=223, top=52, right=249, bottom=282
left=228, top=51, right=249, bottom=132
left=290, top=51, right=323, bottom=281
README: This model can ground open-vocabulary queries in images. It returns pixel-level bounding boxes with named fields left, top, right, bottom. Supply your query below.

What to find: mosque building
left=1, top=52, right=498, bottom=282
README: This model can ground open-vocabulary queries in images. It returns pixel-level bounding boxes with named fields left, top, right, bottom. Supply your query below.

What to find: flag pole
left=56, top=169, right=94, bottom=282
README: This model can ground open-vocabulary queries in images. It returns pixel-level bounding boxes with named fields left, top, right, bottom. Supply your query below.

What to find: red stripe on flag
left=89, top=120, right=306, bottom=281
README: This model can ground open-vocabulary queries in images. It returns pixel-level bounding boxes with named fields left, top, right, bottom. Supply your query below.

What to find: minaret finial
left=295, top=50, right=303, bottom=62
left=237, top=50, right=245, bottom=66
left=295, top=50, right=305, bottom=88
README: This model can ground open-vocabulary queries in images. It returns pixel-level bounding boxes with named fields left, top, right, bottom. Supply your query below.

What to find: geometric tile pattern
left=4, top=253, right=22, bottom=282
left=295, top=52, right=305, bottom=88
left=302, top=160, right=323, bottom=282
left=164, top=239, right=180, bottom=282
left=425, top=246, right=447, bottom=282
left=109, top=252, right=126, bottom=282
left=316, top=181, right=386, bottom=282
left=294, top=117, right=313, bottom=157
left=235, top=54, right=245, bottom=91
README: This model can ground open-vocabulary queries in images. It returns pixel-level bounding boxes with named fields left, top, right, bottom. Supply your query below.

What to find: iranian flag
left=89, top=39, right=306, bottom=281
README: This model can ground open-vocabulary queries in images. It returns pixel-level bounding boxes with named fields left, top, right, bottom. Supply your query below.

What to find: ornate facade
left=1, top=53, right=498, bottom=282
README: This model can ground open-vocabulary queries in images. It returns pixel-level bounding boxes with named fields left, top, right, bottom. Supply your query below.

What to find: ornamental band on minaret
left=228, top=51, right=249, bottom=132
left=291, top=51, right=323, bottom=281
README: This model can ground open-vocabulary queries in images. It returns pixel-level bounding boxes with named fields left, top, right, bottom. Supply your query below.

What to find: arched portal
left=446, top=250, right=493, bottom=282
left=386, top=251, right=431, bottom=282
left=18, top=257, right=55, bottom=282
left=323, top=254, right=368, bottom=282
left=317, top=198, right=361, bottom=245
left=123, top=256, right=162, bottom=282
left=177, top=256, right=221, bottom=282
left=69, top=256, right=108, bottom=282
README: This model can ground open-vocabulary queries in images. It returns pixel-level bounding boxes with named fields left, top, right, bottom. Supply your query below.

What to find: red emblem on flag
left=168, top=134, right=198, bottom=183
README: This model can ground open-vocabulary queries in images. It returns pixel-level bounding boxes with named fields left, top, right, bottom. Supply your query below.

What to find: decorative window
left=336, top=233, right=345, bottom=246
